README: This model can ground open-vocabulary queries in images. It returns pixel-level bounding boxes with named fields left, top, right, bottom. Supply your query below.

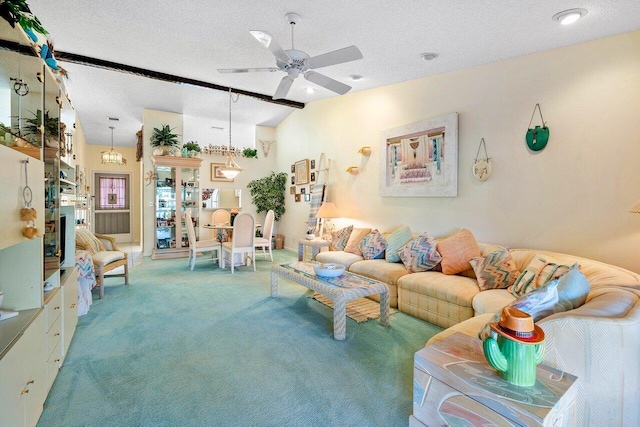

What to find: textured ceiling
left=26, top=0, right=640, bottom=147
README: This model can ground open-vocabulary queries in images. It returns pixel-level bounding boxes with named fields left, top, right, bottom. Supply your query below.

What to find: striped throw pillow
left=397, top=234, right=442, bottom=273
left=469, top=248, right=520, bottom=291
left=359, top=229, right=387, bottom=260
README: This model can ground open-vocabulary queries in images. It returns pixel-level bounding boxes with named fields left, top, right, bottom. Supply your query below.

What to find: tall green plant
left=247, top=172, right=287, bottom=221
left=150, top=124, right=179, bottom=147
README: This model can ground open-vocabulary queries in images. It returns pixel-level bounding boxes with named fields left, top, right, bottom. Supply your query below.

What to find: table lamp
left=316, top=202, right=339, bottom=240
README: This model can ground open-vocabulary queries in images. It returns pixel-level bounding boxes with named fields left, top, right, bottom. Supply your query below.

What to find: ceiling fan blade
left=306, top=46, right=363, bottom=69
left=250, top=30, right=291, bottom=64
left=304, top=71, right=351, bottom=95
left=217, top=67, right=279, bottom=74
left=273, top=76, right=295, bottom=100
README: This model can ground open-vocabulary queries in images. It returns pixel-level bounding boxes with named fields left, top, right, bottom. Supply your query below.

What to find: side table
left=297, top=239, right=331, bottom=261
left=411, top=332, right=578, bottom=427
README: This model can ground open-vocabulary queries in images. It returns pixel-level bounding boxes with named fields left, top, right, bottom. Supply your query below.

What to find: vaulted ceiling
left=27, top=1, right=640, bottom=147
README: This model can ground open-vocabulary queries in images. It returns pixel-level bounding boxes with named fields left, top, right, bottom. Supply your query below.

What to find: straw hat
left=489, top=307, right=545, bottom=344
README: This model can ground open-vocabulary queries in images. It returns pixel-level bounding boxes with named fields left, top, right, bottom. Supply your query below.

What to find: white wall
left=275, top=30, right=640, bottom=273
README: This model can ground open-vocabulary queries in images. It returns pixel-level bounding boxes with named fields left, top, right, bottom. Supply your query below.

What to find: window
left=97, top=175, right=129, bottom=210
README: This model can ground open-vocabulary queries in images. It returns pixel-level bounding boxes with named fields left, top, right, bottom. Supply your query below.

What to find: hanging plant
left=0, top=0, right=48, bottom=35
left=247, top=172, right=287, bottom=221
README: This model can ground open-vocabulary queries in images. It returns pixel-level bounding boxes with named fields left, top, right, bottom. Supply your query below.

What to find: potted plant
left=247, top=172, right=287, bottom=221
left=182, top=141, right=201, bottom=157
left=242, top=147, right=258, bottom=158
left=150, top=124, right=180, bottom=155
left=23, top=109, right=59, bottom=147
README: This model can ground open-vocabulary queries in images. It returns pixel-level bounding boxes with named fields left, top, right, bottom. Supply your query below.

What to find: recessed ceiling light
left=420, top=52, right=438, bottom=61
left=552, top=8, right=588, bottom=25
left=348, top=74, right=363, bottom=81
left=306, top=87, right=315, bottom=94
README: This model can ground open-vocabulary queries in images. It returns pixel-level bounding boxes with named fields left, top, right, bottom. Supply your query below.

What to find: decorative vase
left=483, top=335, right=545, bottom=386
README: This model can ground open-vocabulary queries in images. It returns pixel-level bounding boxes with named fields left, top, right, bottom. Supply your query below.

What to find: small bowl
left=313, top=263, right=346, bottom=278
left=305, top=234, right=315, bottom=240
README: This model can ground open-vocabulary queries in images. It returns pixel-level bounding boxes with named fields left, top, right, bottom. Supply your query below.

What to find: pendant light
left=101, top=126, right=125, bottom=165
left=219, top=89, right=243, bottom=179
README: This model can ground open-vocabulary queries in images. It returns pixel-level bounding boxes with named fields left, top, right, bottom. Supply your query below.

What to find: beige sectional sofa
left=316, top=241, right=640, bottom=426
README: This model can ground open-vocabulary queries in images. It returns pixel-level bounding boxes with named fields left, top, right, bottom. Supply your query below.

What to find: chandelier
left=101, top=126, right=126, bottom=165
left=218, top=89, right=243, bottom=179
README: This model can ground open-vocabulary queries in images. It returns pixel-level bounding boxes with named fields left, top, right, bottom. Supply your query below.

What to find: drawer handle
left=54, top=306, right=60, bottom=310
left=54, top=358, right=61, bottom=363
left=21, top=388, right=29, bottom=395
left=27, top=379, right=34, bottom=385
left=70, top=303, right=76, bottom=308
left=54, top=333, right=60, bottom=337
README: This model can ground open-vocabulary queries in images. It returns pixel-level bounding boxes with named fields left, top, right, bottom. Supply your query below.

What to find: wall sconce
left=346, top=166, right=359, bottom=175
left=358, top=146, right=371, bottom=156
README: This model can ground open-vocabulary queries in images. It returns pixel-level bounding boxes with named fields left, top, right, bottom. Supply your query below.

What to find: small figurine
left=483, top=306, right=545, bottom=387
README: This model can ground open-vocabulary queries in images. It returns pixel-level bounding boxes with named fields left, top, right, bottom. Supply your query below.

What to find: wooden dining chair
left=254, top=209, right=275, bottom=262
left=185, top=212, right=221, bottom=270
left=220, top=212, right=255, bottom=274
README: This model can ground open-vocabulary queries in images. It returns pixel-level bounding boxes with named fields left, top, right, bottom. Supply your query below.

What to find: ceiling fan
left=218, top=13, right=363, bottom=100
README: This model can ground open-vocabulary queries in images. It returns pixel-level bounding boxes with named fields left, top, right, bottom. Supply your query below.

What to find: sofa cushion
left=469, top=248, right=520, bottom=291
left=436, top=229, right=481, bottom=275
left=331, top=225, right=352, bottom=251
left=315, top=251, right=363, bottom=269
left=92, top=250, right=125, bottom=266
left=348, top=259, right=408, bottom=308
left=344, top=228, right=372, bottom=256
left=509, top=253, right=571, bottom=296
left=359, top=229, right=387, bottom=260
left=397, top=234, right=441, bottom=273
left=398, top=271, right=479, bottom=328
left=472, top=289, right=516, bottom=315
left=384, top=226, right=413, bottom=263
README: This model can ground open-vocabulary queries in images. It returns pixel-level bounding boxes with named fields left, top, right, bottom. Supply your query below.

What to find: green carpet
left=38, top=250, right=443, bottom=427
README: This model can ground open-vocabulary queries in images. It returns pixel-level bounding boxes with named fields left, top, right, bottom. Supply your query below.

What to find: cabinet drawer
left=45, top=289, right=62, bottom=332
left=46, top=314, right=62, bottom=360
left=46, top=341, right=62, bottom=392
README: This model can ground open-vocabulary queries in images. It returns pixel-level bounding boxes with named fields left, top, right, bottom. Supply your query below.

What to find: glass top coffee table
left=270, top=261, right=390, bottom=340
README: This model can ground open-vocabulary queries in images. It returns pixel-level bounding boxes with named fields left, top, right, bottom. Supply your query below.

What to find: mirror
left=202, top=188, right=241, bottom=210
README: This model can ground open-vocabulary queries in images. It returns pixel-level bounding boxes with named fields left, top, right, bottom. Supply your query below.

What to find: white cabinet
left=62, top=268, right=79, bottom=356
left=44, top=289, right=63, bottom=391
left=0, top=311, right=47, bottom=427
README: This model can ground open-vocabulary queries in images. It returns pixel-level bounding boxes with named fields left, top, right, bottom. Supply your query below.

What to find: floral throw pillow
left=331, top=225, right=353, bottom=251
left=359, top=229, right=387, bottom=260
left=397, top=234, right=442, bottom=273
left=469, top=248, right=521, bottom=291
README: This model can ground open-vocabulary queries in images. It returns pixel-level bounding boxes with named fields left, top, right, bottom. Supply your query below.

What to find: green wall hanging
left=525, top=103, right=549, bottom=152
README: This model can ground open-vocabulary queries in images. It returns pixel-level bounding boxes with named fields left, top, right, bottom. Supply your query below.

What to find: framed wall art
left=211, top=163, right=234, bottom=182
left=290, top=186, right=296, bottom=195
left=295, top=194, right=301, bottom=202
left=379, top=112, right=458, bottom=197
left=294, top=159, right=310, bottom=185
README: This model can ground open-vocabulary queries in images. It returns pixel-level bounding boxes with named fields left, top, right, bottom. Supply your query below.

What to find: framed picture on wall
left=291, top=176, right=295, bottom=185
left=290, top=186, right=296, bottom=195
left=295, top=194, right=301, bottom=202
left=310, top=172, right=316, bottom=182
left=294, top=159, right=310, bottom=185
left=211, top=162, right=234, bottom=182
left=300, top=187, right=306, bottom=194
left=291, top=164, right=295, bottom=173
left=304, top=194, right=310, bottom=202
left=310, top=159, right=315, bottom=169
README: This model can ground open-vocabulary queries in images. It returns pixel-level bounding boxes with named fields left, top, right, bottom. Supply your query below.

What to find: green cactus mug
left=483, top=307, right=546, bottom=387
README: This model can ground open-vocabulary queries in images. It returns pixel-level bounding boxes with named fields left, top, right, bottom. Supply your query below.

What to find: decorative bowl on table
left=313, top=263, right=346, bottom=277
left=305, top=234, right=315, bottom=240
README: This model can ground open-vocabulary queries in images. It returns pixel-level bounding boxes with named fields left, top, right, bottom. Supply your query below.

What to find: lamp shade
left=316, top=202, right=339, bottom=219
left=630, top=200, right=640, bottom=214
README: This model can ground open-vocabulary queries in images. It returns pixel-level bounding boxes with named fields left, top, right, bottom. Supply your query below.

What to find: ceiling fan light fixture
left=305, top=87, right=315, bottom=94
left=552, top=8, right=587, bottom=25
left=420, top=52, right=438, bottom=61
